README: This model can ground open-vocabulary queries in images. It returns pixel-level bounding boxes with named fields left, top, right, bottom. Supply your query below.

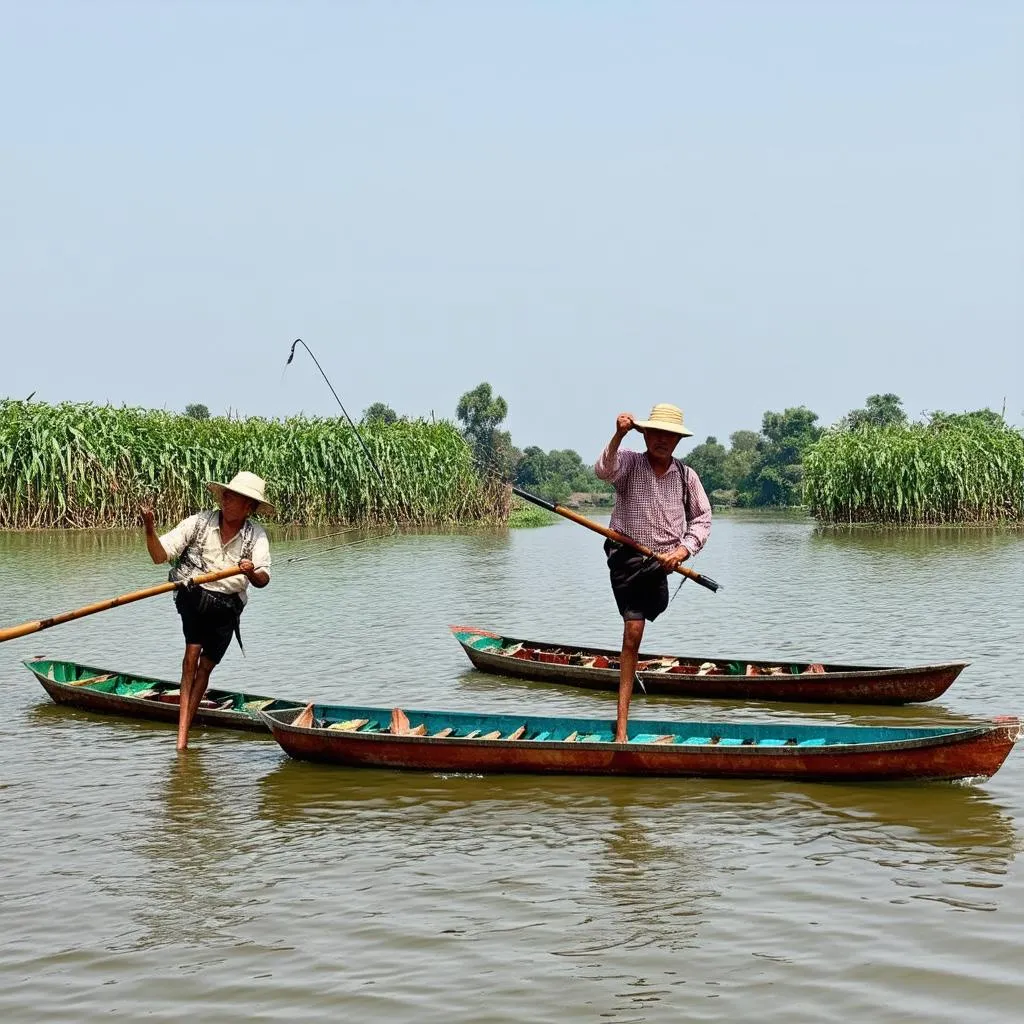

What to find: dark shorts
left=174, top=586, right=243, bottom=665
left=604, top=539, right=669, bottom=622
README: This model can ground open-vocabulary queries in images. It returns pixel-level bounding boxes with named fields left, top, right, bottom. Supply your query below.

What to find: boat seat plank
left=504, top=726, right=526, bottom=741
left=479, top=730, right=502, bottom=740
left=798, top=738, right=827, bottom=747
left=70, top=673, right=117, bottom=688
left=717, top=737, right=744, bottom=746
left=758, top=738, right=787, bottom=747
left=293, top=704, right=316, bottom=729
left=431, top=727, right=454, bottom=738
left=531, top=731, right=551, bottom=741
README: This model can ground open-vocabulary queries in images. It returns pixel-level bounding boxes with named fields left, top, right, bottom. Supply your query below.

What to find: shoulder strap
left=169, top=511, right=215, bottom=583
left=191, top=510, right=217, bottom=550
left=673, top=458, right=695, bottom=518
left=240, top=521, right=256, bottom=562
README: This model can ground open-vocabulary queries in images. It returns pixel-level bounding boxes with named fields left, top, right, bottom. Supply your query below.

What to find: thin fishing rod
left=280, top=525, right=362, bottom=564
left=280, top=523, right=399, bottom=565
left=285, top=338, right=387, bottom=490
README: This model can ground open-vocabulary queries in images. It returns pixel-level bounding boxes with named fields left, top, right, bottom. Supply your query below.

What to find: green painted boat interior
left=298, top=703, right=970, bottom=748
left=24, top=659, right=295, bottom=715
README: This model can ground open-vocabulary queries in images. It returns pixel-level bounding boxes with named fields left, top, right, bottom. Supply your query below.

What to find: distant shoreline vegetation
left=687, top=394, right=1024, bottom=526
left=3, top=391, right=1020, bottom=530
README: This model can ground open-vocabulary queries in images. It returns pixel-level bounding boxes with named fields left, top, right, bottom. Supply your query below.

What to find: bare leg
left=177, top=655, right=217, bottom=751
left=615, top=618, right=646, bottom=743
left=177, top=645, right=202, bottom=750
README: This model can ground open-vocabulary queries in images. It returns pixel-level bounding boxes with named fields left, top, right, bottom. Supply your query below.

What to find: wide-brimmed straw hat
left=633, top=403, right=694, bottom=437
left=207, top=471, right=275, bottom=516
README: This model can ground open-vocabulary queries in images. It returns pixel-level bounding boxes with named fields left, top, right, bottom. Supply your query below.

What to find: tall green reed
left=804, top=423, right=1024, bottom=524
left=0, top=399, right=497, bottom=528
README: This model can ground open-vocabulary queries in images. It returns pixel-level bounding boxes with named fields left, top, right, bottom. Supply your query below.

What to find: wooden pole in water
left=0, top=566, right=246, bottom=644
left=512, top=487, right=722, bottom=593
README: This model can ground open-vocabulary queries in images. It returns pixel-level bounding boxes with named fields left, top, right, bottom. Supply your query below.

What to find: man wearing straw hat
left=141, top=471, right=273, bottom=751
left=595, top=405, right=712, bottom=743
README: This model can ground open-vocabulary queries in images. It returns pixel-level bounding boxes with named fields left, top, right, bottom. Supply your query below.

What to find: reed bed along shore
left=0, top=399, right=503, bottom=529
left=804, top=423, right=1024, bottom=525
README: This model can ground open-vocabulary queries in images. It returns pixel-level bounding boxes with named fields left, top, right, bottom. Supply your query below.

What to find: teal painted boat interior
left=24, top=658, right=287, bottom=714
left=301, top=703, right=971, bottom=747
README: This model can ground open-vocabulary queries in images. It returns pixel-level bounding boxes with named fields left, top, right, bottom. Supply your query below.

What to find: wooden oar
left=0, top=566, right=246, bottom=644
left=512, top=487, right=721, bottom=594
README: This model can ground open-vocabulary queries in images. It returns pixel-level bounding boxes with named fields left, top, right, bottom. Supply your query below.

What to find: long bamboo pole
left=512, top=487, right=721, bottom=593
left=0, top=566, right=246, bottom=644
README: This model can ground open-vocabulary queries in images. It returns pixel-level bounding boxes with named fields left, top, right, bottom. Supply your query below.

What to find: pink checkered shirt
left=594, top=447, right=712, bottom=555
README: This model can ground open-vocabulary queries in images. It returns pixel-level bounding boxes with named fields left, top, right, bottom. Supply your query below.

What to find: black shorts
left=605, top=539, right=669, bottom=622
left=174, top=586, right=243, bottom=665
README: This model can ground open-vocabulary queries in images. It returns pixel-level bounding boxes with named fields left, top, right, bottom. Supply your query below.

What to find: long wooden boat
left=451, top=626, right=967, bottom=705
left=260, top=703, right=1021, bottom=783
left=23, top=658, right=303, bottom=732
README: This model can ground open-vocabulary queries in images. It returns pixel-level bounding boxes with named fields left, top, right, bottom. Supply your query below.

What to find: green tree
left=362, top=402, right=398, bottom=425
left=184, top=403, right=210, bottom=420
left=743, top=407, right=822, bottom=506
left=722, top=430, right=759, bottom=496
left=514, top=446, right=609, bottom=503
left=927, top=408, right=1007, bottom=431
left=844, top=393, right=907, bottom=430
left=684, top=436, right=728, bottom=495
left=515, top=446, right=547, bottom=489
left=456, top=382, right=517, bottom=479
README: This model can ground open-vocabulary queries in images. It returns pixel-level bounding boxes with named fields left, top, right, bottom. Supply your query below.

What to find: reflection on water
left=812, top=524, right=1023, bottom=557
left=131, top=752, right=240, bottom=949
left=2, top=521, right=1024, bottom=1022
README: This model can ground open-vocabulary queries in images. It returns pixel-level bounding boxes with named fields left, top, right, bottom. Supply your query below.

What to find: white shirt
left=160, top=511, right=271, bottom=604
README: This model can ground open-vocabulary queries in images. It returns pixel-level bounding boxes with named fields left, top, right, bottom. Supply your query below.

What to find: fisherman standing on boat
left=595, top=405, right=712, bottom=743
left=141, top=471, right=273, bottom=751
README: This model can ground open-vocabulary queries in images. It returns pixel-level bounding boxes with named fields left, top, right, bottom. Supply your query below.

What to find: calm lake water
left=1, top=515, right=1023, bottom=1023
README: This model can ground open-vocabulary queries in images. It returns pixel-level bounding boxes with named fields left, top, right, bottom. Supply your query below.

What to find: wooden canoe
left=451, top=626, right=967, bottom=705
left=260, top=703, right=1021, bottom=783
left=24, top=658, right=304, bottom=732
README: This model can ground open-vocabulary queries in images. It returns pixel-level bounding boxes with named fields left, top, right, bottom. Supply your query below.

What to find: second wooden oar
left=0, top=566, right=246, bottom=644
left=512, top=487, right=722, bottom=594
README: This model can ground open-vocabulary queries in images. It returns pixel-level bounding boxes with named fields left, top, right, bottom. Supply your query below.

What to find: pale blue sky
left=2, top=1, right=1021, bottom=456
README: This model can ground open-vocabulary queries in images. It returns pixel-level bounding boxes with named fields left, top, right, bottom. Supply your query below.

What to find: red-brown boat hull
left=36, top=676, right=271, bottom=732
left=264, top=715, right=1021, bottom=783
left=453, top=628, right=966, bottom=704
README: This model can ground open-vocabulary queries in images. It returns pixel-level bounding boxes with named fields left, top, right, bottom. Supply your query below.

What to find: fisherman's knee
left=622, top=620, right=645, bottom=651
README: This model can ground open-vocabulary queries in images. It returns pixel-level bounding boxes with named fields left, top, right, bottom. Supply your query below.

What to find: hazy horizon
left=3, top=2, right=1021, bottom=458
